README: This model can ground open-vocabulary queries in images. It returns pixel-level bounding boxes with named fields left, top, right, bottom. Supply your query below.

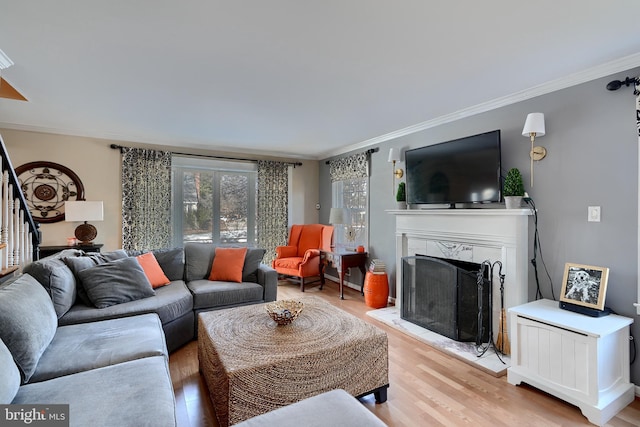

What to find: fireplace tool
left=495, top=262, right=510, bottom=355
left=476, top=260, right=505, bottom=364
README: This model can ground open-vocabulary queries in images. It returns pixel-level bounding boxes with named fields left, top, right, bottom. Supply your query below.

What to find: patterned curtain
left=329, top=152, right=369, bottom=182
left=121, top=148, right=172, bottom=251
left=257, top=161, right=288, bottom=265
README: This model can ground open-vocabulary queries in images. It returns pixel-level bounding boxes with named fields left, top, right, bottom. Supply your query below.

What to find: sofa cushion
left=30, top=314, right=167, bottom=383
left=184, top=242, right=214, bottom=282
left=137, top=252, right=171, bottom=288
left=23, top=256, right=78, bottom=318
left=234, top=389, right=387, bottom=427
left=0, top=274, right=57, bottom=383
left=0, top=338, right=20, bottom=404
left=242, top=248, right=266, bottom=283
left=187, top=279, right=264, bottom=309
left=13, top=356, right=177, bottom=427
left=78, top=257, right=155, bottom=308
left=209, top=247, right=247, bottom=283
left=59, top=280, right=193, bottom=326
left=185, top=242, right=265, bottom=283
left=152, top=247, right=185, bottom=281
left=63, top=250, right=129, bottom=305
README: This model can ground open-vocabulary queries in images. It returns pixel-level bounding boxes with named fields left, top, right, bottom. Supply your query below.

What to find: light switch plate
left=588, top=206, right=601, bottom=222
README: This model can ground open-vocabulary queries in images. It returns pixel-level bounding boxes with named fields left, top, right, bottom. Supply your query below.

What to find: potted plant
left=503, top=168, right=524, bottom=209
left=396, top=182, right=407, bottom=209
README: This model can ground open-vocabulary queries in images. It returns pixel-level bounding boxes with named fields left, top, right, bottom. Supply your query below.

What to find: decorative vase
left=504, top=196, right=523, bottom=209
left=396, top=201, right=407, bottom=210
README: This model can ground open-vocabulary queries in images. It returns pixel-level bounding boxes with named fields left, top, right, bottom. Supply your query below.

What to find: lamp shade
left=65, top=201, right=104, bottom=222
left=388, top=148, right=401, bottom=163
left=329, top=207, right=346, bottom=225
left=522, top=113, right=545, bottom=137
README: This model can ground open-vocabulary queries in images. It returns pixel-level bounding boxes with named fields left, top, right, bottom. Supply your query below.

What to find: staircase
left=0, top=134, right=40, bottom=281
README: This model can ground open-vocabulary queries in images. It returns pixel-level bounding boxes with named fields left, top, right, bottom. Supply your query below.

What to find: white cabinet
left=508, top=299, right=634, bottom=426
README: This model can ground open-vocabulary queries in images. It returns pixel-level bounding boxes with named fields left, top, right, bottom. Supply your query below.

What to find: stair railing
left=0, top=134, right=40, bottom=279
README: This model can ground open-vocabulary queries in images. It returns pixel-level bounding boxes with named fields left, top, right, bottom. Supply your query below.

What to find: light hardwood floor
left=170, top=279, right=640, bottom=427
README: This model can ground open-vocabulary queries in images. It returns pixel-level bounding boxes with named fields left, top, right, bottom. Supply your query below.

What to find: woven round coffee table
left=198, top=297, right=389, bottom=426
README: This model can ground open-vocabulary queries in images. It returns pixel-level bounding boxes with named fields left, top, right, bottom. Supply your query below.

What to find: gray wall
left=320, top=67, right=640, bottom=384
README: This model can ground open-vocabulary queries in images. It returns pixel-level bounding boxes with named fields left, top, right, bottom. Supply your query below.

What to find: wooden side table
left=39, top=243, right=103, bottom=259
left=319, top=250, right=367, bottom=299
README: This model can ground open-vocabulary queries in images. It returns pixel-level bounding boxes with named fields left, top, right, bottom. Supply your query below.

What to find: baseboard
left=636, top=384, right=640, bottom=397
left=322, top=274, right=361, bottom=292
left=323, top=274, right=397, bottom=306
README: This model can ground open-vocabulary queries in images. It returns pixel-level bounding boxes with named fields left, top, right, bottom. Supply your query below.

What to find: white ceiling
left=1, top=1, right=639, bottom=159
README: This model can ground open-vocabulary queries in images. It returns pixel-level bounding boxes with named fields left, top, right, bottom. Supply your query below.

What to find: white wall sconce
left=522, top=113, right=546, bottom=187
left=388, top=148, right=404, bottom=193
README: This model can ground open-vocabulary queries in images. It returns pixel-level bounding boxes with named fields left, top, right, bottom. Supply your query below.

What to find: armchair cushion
left=273, top=257, right=304, bottom=270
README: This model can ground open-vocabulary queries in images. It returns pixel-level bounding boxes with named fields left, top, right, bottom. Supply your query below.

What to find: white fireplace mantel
left=388, top=208, right=533, bottom=333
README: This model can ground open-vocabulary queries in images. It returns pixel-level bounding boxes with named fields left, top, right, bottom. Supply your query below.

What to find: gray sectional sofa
left=24, top=242, right=278, bottom=352
left=0, top=274, right=176, bottom=427
left=1, top=242, right=278, bottom=427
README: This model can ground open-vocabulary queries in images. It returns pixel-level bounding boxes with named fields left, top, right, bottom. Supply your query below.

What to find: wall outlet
left=588, top=206, right=601, bottom=222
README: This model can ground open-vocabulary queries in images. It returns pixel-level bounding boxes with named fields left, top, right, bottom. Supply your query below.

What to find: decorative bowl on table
left=265, top=300, right=304, bottom=325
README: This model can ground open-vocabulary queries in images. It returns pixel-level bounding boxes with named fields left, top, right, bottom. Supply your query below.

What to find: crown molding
left=317, top=52, right=640, bottom=160
left=0, top=49, right=14, bottom=70
left=0, top=121, right=311, bottom=161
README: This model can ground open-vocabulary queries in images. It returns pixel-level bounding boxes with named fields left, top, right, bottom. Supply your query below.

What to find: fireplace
left=389, top=209, right=532, bottom=341
left=401, top=255, right=489, bottom=343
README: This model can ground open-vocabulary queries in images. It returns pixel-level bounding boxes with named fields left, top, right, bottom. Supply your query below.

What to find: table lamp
left=65, top=201, right=104, bottom=245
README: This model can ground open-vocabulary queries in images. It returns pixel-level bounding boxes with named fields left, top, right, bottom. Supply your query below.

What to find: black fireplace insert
left=401, top=255, right=489, bottom=343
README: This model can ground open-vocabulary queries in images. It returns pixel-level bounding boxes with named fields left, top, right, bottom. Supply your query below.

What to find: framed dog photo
left=560, top=263, right=609, bottom=310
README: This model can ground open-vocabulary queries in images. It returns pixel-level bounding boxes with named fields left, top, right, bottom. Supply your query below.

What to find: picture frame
left=560, top=263, right=609, bottom=311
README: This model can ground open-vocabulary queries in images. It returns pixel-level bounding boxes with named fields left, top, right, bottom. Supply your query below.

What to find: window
left=172, top=156, right=257, bottom=247
left=332, top=177, right=368, bottom=250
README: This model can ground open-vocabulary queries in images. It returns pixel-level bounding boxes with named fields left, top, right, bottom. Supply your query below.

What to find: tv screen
left=405, top=130, right=501, bottom=206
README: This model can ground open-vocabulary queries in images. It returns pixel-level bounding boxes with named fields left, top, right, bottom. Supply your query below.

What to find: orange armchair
left=272, top=224, right=334, bottom=291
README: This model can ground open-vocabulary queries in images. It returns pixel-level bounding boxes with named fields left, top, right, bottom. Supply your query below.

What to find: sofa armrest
left=275, top=245, right=297, bottom=259
left=257, top=264, right=278, bottom=302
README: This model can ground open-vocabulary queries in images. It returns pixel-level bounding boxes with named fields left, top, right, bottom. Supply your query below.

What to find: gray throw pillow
left=77, top=257, right=156, bottom=309
left=0, top=338, right=20, bottom=403
left=23, top=257, right=77, bottom=318
left=63, top=250, right=129, bottom=305
left=184, top=242, right=215, bottom=281
left=152, top=248, right=185, bottom=281
left=242, top=248, right=266, bottom=283
left=0, top=274, right=58, bottom=383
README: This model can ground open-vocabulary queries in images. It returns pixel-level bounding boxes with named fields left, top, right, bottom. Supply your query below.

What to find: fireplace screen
left=401, top=255, right=489, bottom=343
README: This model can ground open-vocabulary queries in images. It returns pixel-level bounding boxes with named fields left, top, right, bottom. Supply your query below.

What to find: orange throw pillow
left=136, top=252, right=171, bottom=289
left=208, top=247, right=248, bottom=283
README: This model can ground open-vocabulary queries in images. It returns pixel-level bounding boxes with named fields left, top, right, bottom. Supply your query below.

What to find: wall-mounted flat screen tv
left=405, top=130, right=502, bottom=206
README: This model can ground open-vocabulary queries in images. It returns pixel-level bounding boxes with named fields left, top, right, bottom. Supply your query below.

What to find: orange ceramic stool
left=364, top=272, right=389, bottom=309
